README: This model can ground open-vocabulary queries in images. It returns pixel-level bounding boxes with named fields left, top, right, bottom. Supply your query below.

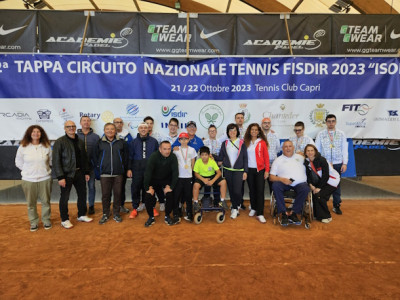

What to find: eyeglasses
left=294, top=129, right=302, bottom=132
left=113, top=121, right=123, bottom=124
left=65, top=125, right=76, bottom=129
left=326, top=120, right=336, bottom=123
left=169, top=124, right=178, bottom=127
left=262, top=122, right=271, bottom=125
left=179, top=138, right=188, bottom=140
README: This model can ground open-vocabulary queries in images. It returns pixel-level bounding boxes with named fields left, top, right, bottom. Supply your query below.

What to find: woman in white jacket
left=15, top=125, right=52, bottom=232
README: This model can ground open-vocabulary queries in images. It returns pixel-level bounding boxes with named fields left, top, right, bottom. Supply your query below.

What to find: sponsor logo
left=80, top=112, right=100, bottom=120
left=390, top=30, right=400, bottom=40
left=374, top=110, right=400, bottom=122
left=0, top=111, right=31, bottom=120
left=243, top=29, right=325, bottom=51
left=342, top=104, right=373, bottom=116
left=239, top=103, right=250, bottom=124
left=263, top=104, right=300, bottom=128
left=200, top=29, right=227, bottom=40
left=199, top=104, right=224, bottom=129
left=37, top=109, right=53, bottom=123
left=126, top=104, right=139, bottom=116
left=353, top=139, right=400, bottom=150
left=46, top=27, right=133, bottom=49
left=101, top=111, right=114, bottom=123
left=309, top=103, right=329, bottom=127
left=0, top=25, right=27, bottom=36
left=161, top=105, right=188, bottom=118
left=147, top=24, right=191, bottom=43
left=0, top=140, right=20, bottom=146
left=59, top=108, right=73, bottom=121
left=124, top=104, right=142, bottom=131
left=345, top=118, right=366, bottom=128
left=340, top=25, right=382, bottom=43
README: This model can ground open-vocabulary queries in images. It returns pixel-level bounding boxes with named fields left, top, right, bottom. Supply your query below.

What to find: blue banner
left=1, top=54, right=399, bottom=100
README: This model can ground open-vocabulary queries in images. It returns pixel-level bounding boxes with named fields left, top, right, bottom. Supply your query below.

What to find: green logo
left=199, top=104, right=224, bottom=129
left=148, top=25, right=155, bottom=33
left=340, top=25, right=348, bottom=34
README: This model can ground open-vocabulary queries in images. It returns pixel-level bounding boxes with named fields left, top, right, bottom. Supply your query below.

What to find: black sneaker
left=193, top=201, right=201, bottom=212
left=113, top=215, right=123, bottom=223
left=30, top=224, right=38, bottom=232
left=288, top=213, right=302, bottom=225
left=333, top=206, right=343, bottom=215
left=280, top=214, right=289, bottom=226
left=173, top=215, right=181, bottom=225
left=184, top=213, right=193, bottom=222
left=120, top=206, right=130, bottom=214
left=240, top=203, right=246, bottom=210
left=44, top=223, right=52, bottom=230
left=164, top=216, right=174, bottom=226
left=88, top=206, right=95, bottom=215
left=99, top=214, right=109, bottom=225
left=145, top=217, right=155, bottom=227
left=219, top=201, right=229, bottom=210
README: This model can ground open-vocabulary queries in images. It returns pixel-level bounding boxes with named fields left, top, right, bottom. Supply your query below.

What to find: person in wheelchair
left=192, top=146, right=228, bottom=212
left=269, top=140, right=310, bottom=226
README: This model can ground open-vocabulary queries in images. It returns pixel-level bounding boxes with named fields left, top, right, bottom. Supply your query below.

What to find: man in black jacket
left=93, top=123, right=129, bottom=224
left=53, top=120, right=92, bottom=229
left=143, top=141, right=179, bottom=227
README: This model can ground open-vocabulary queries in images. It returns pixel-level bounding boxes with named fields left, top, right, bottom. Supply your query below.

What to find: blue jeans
left=332, top=164, right=342, bottom=208
left=87, top=170, right=96, bottom=207
left=272, top=181, right=310, bottom=214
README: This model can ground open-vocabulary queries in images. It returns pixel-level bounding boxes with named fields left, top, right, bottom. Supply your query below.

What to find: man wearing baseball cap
left=172, top=121, right=204, bottom=152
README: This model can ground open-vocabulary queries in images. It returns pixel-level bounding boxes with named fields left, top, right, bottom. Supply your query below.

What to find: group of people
left=15, top=112, right=348, bottom=231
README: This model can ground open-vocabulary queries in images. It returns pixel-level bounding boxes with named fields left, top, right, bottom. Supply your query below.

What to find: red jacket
left=253, top=140, right=270, bottom=172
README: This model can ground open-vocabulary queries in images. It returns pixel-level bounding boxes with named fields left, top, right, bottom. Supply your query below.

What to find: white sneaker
left=77, top=215, right=93, bottom=223
left=230, top=209, right=238, bottom=219
left=61, top=220, right=74, bottom=229
left=257, top=215, right=267, bottom=223
left=249, top=209, right=256, bottom=217
left=137, top=203, right=146, bottom=212
left=321, top=217, right=332, bottom=224
left=159, top=203, right=165, bottom=212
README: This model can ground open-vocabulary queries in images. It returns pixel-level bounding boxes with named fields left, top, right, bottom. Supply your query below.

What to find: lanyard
left=180, top=146, right=188, bottom=163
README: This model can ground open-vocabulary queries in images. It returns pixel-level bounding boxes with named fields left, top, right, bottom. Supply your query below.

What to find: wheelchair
left=193, top=192, right=226, bottom=225
left=270, top=189, right=313, bottom=229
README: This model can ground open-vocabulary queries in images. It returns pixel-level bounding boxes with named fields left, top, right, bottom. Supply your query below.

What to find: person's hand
left=173, top=146, right=179, bottom=152
left=341, top=164, right=347, bottom=173
left=164, top=185, right=172, bottom=194
left=127, top=170, right=132, bottom=178
left=314, top=188, right=321, bottom=194
left=85, top=175, right=90, bottom=182
left=203, top=178, right=210, bottom=185
left=206, top=180, right=214, bottom=186
left=209, top=155, right=215, bottom=160
left=58, top=179, right=66, bottom=188
left=297, top=151, right=305, bottom=157
left=147, top=186, right=155, bottom=196
left=243, top=172, right=247, bottom=181
left=281, top=177, right=292, bottom=185
left=264, top=172, right=269, bottom=180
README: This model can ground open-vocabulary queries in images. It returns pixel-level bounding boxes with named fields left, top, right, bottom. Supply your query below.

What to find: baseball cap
left=186, top=121, right=197, bottom=128
left=262, top=117, right=271, bottom=123
left=178, top=132, right=189, bottom=139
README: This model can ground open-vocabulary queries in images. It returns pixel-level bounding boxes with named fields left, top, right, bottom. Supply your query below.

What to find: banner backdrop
left=332, top=15, right=400, bottom=55
left=236, top=14, right=331, bottom=55
left=0, top=10, right=37, bottom=53
left=0, top=54, right=399, bottom=141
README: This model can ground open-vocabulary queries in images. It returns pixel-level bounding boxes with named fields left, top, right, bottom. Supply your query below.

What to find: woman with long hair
left=217, top=123, right=248, bottom=219
left=304, top=144, right=340, bottom=223
left=244, top=123, right=270, bottom=223
left=15, top=125, right=52, bottom=231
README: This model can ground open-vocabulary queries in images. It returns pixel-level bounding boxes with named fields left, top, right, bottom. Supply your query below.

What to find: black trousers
left=247, top=168, right=266, bottom=216
left=145, top=180, right=176, bottom=218
left=130, top=170, right=146, bottom=209
left=224, top=169, right=243, bottom=210
left=175, top=178, right=193, bottom=214
left=59, top=170, right=87, bottom=221
left=313, top=185, right=337, bottom=220
left=100, top=175, right=123, bottom=216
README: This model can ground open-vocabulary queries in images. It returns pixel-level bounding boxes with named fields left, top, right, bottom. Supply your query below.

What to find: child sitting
left=192, top=146, right=228, bottom=211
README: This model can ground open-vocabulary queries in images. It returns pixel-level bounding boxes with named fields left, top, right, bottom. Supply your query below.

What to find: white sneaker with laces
left=257, top=215, right=267, bottom=223
left=137, top=203, right=146, bottom=212
left=61, top=220, right=74, bottom=229
left=77, top=216, right=93, bottom=223
left=230, top=209, right=238, bottom=219
left=159, top=203, right=165, bottom=212
left=249, top=209, right=256, bottom=217
left=321, top=217, right=332, bottom=224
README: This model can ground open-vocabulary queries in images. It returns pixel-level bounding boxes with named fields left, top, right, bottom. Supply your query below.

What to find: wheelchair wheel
left=270, top=192, right=276, bottom=217
left=305, top=222, right=311, bottom=229
left=216, top=212, right=225, bottom=224
left=194, top=212, right=202, bottom=225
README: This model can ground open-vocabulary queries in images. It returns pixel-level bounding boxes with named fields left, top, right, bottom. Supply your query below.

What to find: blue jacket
left=77, top=128, right=100, bottom=163
left=128, top=133, right=159, bottom=171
